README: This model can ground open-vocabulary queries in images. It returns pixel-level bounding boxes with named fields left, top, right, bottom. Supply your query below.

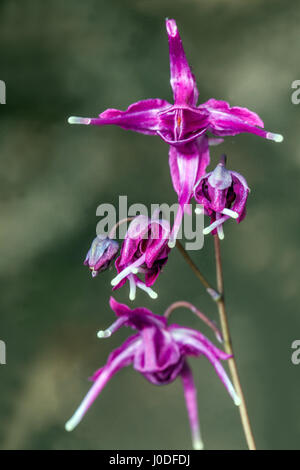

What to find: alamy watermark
left=95, top=196, right=205, bottom=250
left=291, top=80, right=300, bottom=104
left=0, top=340, right=6, bottom=365
left=0, top=80, right=6, bottom=104
left=291, top=340, right=300, bottom=365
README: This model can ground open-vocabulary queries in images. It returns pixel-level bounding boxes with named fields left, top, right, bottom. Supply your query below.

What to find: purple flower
left=111, top=215, right=170, bottom=300
left=65, top=297, right=240, bottom=449
left=194, top=155, right=250, bottom=239
left=84, top=235, right=119, bottom=277
left=68, top=19, right=282, bottom=243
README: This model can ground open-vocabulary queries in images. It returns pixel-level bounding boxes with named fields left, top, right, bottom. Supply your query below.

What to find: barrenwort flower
left=111, top=215, right=170, bottom=300
left=84, top=235, right=119, bottom=277
left=194, top=155, right=250, bottom=239
left=68, top=18, right=282, bottom=245
left=65, top=297, right=240, bottom=450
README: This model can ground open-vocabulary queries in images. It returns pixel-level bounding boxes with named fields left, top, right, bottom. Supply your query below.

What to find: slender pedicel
left=175, top=240, right=221, bottom=302
left=164, top=300, right=222, bottom=342
left=108, top=217, right=134, bottom=239
left=68, top=116, right=91, bottom=125
left=214, top=235, right=256, bottom=449
left=111, top=255, right=146, bottom=286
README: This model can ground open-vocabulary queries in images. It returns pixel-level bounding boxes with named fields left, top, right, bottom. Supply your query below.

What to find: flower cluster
left=66, top=19, right=282, bottom=448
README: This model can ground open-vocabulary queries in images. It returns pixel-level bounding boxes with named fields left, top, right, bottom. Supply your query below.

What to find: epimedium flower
left=68, top=18, right=282, bottom=244
left=193, top=155, right=249, bottom=240
left=110, top=215, right=171, bottom=300
left=84, top=235, right=119, bottom=277
left=65, top=297, right=241, bottom=450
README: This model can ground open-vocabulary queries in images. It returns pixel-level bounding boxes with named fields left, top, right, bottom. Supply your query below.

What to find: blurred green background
left=0, top=0, right=299, bottom=450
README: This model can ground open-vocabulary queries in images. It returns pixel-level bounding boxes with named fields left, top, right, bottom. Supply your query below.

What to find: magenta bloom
left=84, top=235, right=119, bottom=277
left=68, top=19, right=282, bottom=243
left=65, top=297, right=240, bottom=449
left=111, top=215, right=170, bottom=300
left=194, top=155, right=250, bottom=239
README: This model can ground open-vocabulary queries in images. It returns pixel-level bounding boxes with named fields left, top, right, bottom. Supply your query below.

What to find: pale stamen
left=217, top=224, right=224, bottom=240
left=136, top=281, right=158, bottom=299
left=97, top=317, right=126, bottom=339
left=203, top=215, right=228, bottom=235
left=111, top=254, right=146, bottom=286
left=128, top=274, right=137, bottom=301
left=222, top=208, right=238, bottom=219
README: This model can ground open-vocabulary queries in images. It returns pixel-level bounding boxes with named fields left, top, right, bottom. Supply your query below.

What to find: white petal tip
left=149, top=291, right=158, bottom=299
left=168, top=240, right=176, bottom=248
left=234, top=396, right=242, bottom=407
left=218, top=232, right=224, bottom=240
left=68, top=116, right=91, bottom=125
left=129, top=293, right=136, bottom=301
left=193, top=440, right=204, bottom=451
left=65, top=420, right=75, bottom=432
left=267, top=132, right=283, bottom=143
left=97, top=329, right=111, bottom=339
left=202, top=227, right=210, bottom=235
left=111, top=279, right=118, bottom=287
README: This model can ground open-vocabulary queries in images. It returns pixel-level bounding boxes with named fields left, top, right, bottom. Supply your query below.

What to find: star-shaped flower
left=68, top=19, right=282, bottom=244
left=65, top=297, right=240, bottom=449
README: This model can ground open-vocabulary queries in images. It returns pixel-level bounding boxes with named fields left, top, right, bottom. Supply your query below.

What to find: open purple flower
left=65, top=297, right=240, bottom=449
left=194, top=155, right=250, bottom=239
left=84, top=235, right=119, bottom=277
left=68, top=19, right=282, bottom=243
left=111, top=215, right=170, bottom=300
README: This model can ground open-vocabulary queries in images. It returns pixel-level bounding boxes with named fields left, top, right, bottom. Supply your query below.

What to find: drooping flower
left=194, top=155, right=250, bottom=239
left=84, top=235, right=119, bottom=277
left=68, top=19, right=282, bottom=243
left=111, top=215, right=171, bottom=300
left=65, top=297, right=240, bottom=449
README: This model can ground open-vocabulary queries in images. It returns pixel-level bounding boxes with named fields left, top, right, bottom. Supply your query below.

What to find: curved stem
left=164, top=300, right=222, bottom=342
left=176, top=240, right=221, bottom=302
left=109, top=217, right=134, bottom=239
left=213, top=235, right=256, bottom=450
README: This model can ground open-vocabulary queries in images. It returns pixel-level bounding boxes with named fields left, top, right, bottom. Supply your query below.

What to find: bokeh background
left=0, top=0, right=299, bottom=450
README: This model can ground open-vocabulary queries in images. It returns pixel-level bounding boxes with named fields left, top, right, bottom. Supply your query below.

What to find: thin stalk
left=213, top=235, right=256, bottom=450
left=164, top=300, right=222, bottom=342
left=176, top=240, right=221, bottom=302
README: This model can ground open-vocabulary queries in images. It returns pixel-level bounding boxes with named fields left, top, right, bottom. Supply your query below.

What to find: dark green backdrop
left=0, top=0, right=299, bottom=449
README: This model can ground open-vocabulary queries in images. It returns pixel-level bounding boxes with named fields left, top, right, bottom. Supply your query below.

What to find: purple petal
left=69, top=99, right=170, bottom=135
left=181, top=362, right=203, bottom=450
left=169, top=325, right=230, bottom=361
left=65, top=335, right=138, bottom=431
left=199, top=98, right=283, bottom=141
left=109, top=297, right=167, bottom=331
left=170, top=326, right=240, bottom=405
left=134, top=327, right=181, bottom=374
left=168, top=137, right=210, bottom=245
left=166, top=19, right=199, bottom=106
left=231, top=172, right=250, bottom=223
